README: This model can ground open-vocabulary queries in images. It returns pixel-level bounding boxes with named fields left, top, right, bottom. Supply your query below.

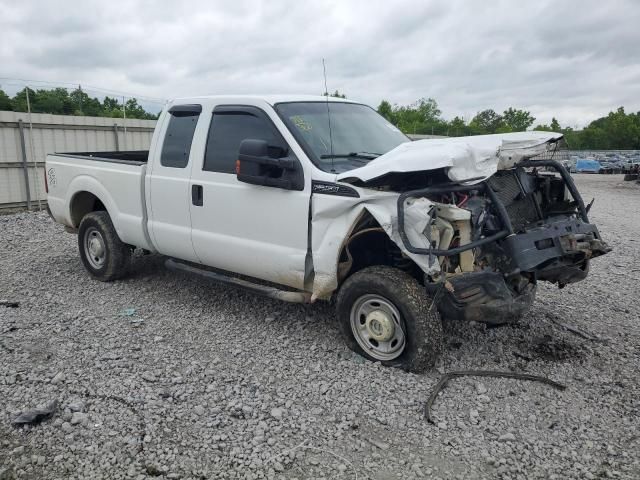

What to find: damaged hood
left=337, top=131, right=564, bottom=185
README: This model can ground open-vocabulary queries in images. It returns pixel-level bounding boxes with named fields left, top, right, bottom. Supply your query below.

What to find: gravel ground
left=1, top=175, right=638, bottom=480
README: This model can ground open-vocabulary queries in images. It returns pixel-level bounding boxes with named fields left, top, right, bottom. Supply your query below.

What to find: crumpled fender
left=310, top=188, right=440, bottom=299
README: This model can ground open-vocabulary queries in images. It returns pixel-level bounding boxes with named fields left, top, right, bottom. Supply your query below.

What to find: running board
left=165, top=259, right=312, bottom=303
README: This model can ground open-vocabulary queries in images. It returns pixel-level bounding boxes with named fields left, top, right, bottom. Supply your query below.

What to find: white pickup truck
left=46, top=95, right=609, bottom=372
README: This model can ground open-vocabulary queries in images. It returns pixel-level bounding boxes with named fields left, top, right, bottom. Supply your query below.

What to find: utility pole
left=122, top=96, right=127, bottom=150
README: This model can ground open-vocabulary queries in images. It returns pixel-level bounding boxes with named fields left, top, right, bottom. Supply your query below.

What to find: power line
left=0, top=77, right=167, bottom=104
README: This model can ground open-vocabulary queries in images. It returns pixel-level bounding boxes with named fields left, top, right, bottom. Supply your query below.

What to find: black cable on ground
left=424, top=370, right=566, bottom=423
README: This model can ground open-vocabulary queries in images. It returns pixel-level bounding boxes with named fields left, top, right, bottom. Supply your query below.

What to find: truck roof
left=168, top=94, right=358, bottom=106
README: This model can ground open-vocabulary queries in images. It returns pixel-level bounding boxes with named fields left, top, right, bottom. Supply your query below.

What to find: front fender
left=310, top=188, right=440, bottom=299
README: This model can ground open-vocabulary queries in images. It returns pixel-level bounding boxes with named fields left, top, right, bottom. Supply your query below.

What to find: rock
left=51, top=372, right=65, bottom=384
left=142, top=372, right=157, bottom=382
left=194, top=405, right=205, bottom=416
left=0, top=467, right=14, bottom=480
left=270, top=408, right=283, bottom=419
left=368, top=438, right=390, bottom=450
left=12, top=400, right=58, bottom=426
left=11, top=446, right=25, bottom=455
left=437, top=422, right=447, bottom=430
left=145, top=463, right=163, bottom=476
left=477, top=395, right=490, bottom=404
left=67, top=400, right=84, bottom=412
left=70, top=412, right=88, bottom=426
left=475, top=382, right=487, bottom=394
left=498, top=433, right=516, bottom=442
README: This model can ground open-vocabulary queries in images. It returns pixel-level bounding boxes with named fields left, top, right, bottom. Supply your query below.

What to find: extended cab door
left=147, top=105, right=202, bottom=262
left=189, top=104, right=310, bottom=290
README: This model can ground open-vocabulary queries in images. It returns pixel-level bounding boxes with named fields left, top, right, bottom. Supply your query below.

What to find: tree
left=377, top=100, right=394, bottom=123
left=469, top=109, right=504, bottom=134
left=323, top=90, right=346, bottom=98
left=502, top=107, right=535, bottom=132
left=5, top=86, right=158, bottom=119
left=550, top=118, right=561, bottom=132
left=0, top=89, right=12, bottom=110
left=447, top=116, right=466, bottom=136
left=391, top=97, right=444, bottom=135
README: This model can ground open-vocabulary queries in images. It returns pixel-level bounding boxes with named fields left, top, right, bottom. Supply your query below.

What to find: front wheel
left=336, top=266, right=443, bottom=373
left=78, top=211, right=131, bottom=282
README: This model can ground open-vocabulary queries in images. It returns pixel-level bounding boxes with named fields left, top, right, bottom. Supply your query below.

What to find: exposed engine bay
left=395, top=162, right=609, bottom=323
left=311, top=132, right=610, bottom=323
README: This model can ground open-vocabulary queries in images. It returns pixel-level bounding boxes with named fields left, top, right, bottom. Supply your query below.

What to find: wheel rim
left=350, top=294, right=406, bottom=361
left=84, top=227, right=106, bottom=269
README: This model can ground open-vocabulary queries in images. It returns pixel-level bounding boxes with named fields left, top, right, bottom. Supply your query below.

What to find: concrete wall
left=0, top=110, right=156, bottom=210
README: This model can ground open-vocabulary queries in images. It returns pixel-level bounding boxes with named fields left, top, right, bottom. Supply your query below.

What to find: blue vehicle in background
left=574, top=158, right=601, bottom=173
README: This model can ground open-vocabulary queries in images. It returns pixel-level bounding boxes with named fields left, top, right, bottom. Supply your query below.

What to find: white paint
left=338, top=131, right=564, bottom=185
left=46, top=95, right=566, bottom=299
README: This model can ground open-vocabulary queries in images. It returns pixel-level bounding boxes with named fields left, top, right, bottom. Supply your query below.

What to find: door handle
left=191, top=184, right=203, bottom=206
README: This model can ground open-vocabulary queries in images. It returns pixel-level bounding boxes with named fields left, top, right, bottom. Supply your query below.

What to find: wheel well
left=70, top=191, right=106, bottom=227
left=337, top=213, right=421, bottom=285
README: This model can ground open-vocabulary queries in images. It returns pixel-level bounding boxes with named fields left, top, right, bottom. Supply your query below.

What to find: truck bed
left=55, top=150, right=149, bottom=165
left=46, top=151, right=152, bottom=251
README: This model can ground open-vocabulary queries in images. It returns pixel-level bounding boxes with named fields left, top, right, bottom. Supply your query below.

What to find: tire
left=78, top=211, right=131, bottom=281
left=336, top=266, right=443, bottom=373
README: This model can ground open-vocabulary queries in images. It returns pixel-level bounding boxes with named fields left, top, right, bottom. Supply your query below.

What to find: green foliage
left=502, top=107, right=535, bottom=132
left=533, top=108, right=640, bottom=149
left=469, top=109, right=504, bottom=134
left=376, top=97, right=447, bottom=135
left=0, top=89, right=12, bottom=110
left=0, top=87, right=159, bottom=119
left=378, top=98, right=640, bottom=149
left=322, top=90, right=346, bottom=98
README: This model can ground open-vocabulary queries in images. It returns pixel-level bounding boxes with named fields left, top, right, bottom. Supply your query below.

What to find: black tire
left=78, top=211, right=131, bottom=281
left=336, top=266, right=443, bottom=373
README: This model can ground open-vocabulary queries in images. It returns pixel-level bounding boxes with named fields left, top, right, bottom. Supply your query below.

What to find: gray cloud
left=0, top=0, right=638, bottom=127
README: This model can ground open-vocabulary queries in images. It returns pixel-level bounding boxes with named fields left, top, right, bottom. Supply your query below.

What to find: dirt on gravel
left=1, top=174, right=639, bottom=479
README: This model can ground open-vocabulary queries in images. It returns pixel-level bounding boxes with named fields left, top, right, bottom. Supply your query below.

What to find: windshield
left=275, top=102, right=409, bottom=173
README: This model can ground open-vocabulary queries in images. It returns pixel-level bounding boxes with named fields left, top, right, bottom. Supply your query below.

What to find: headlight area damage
left=311, top=132, right=610, bottom=324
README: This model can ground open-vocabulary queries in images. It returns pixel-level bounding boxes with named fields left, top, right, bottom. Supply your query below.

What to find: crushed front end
left=397, top=159, right=610, bottom=324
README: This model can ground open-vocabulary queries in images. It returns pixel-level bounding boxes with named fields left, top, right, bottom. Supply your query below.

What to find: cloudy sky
left=1, top=0, right=639, bottom=127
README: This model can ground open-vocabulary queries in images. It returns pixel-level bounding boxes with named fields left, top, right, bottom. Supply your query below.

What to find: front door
left=189, top=105, right=310, bottom=290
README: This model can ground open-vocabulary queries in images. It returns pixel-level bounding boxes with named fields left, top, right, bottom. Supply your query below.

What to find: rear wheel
left=336, top=266, right=443, bottom=373
left=78, top=211, right=131, bottom=281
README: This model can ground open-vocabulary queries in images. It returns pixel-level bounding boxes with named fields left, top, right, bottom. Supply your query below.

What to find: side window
left=160, top=107, right=201, bottom=168
left=203, top=111, right=282, bottom=173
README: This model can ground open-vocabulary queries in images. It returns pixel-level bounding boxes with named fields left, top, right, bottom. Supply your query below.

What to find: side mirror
left=237, top=139, right=303, bottom=191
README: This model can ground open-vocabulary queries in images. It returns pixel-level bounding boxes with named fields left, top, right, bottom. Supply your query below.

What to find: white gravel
left=1, top=175, right=639, bottom=479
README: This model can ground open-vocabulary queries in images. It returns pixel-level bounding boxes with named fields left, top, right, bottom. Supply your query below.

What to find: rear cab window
left=160, top=104, right=202, bottom=168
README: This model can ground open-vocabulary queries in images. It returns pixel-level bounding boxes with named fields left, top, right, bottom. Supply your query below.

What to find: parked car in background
left=575, top=158, right=601, bottom=173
